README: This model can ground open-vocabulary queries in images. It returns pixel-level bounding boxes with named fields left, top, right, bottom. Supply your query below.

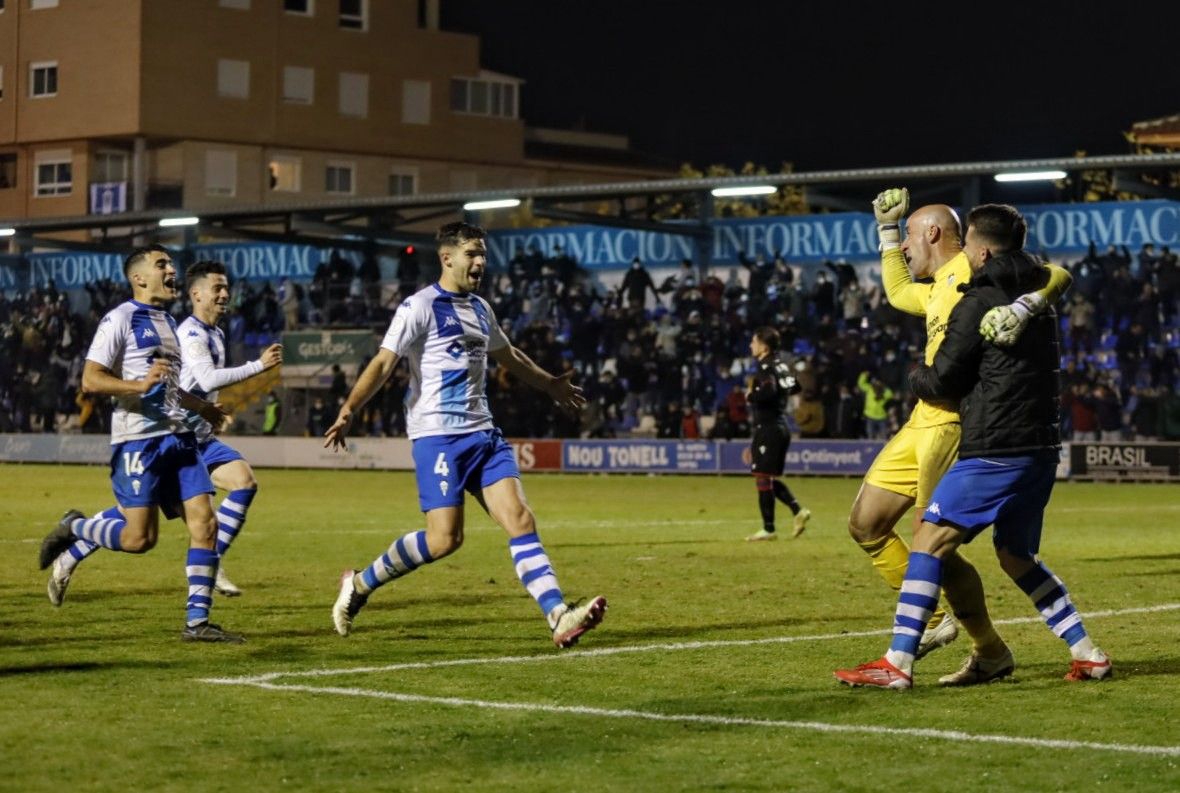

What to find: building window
left=388, top=168, right=417, bottom=197
left=450, top=75, right=518, bottom=119
left=217, top=59, right=250, bottom=99
left=30, top=0, right=58, bottom=8
left=34, top=151, right=71, bottom=196
left=30, top=62, right=58, bottom=98
left=338, top=0, right=366, bottom=29
left=284, top=0, right=312, bottom=13
left=0, top=154, right=16, bottom=190
left=219, top=0, right=250, bottom=8
left=92, top=150, right=128, bottom=183
left=268, top=155, right=301, bottom=192
left=205, top=150, right=237, bottom=197
left=401, top=79, right=430, bottom=125
left=338, top=72, right=368, bottom=118
left=282, top=66, right=314, bottom=104
left=325, top=162, right=354, bottom=194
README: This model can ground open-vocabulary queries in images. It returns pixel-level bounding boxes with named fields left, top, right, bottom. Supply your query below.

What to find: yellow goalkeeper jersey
left=881, top=248, right=971, bottom=428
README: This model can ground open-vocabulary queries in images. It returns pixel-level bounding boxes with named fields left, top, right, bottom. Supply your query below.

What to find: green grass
left=2, top=464, right=1180, bottom=792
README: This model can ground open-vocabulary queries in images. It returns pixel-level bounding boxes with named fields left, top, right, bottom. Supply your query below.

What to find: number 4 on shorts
left=434, top=452, right=449, bottom=477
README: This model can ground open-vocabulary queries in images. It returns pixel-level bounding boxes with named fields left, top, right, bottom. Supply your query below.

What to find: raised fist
left=872, top=188, right=910, bottom=225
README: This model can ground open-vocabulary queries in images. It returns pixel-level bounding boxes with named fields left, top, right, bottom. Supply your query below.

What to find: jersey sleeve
left=381, top=296, right=430, bottom=356
left=880, top=247, right=930, bottom=317
left=86, top=312, right=126, bottom=369
left=182, top=335, right=263, bottom=393
left=482, top=299, right=510, bottom=351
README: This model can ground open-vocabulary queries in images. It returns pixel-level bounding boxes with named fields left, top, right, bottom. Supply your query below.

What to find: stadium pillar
left=694, top=189, right=713, bottom=280
left=961, top=176, right=982, bottom=214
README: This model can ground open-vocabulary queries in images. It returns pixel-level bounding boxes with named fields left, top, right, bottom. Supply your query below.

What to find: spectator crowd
left=2, top=239, right=1179, bottom=443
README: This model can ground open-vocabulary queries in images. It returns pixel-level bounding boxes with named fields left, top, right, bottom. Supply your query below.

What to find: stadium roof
left=4, top=152, right=1180, bottom=255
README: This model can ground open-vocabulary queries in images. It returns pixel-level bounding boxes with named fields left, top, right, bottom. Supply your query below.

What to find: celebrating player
left=326, top=221, right=607, bottom=647
left=835, top=204, right=1110, bottom=688
left=45, top=260, right=282, bottom=603
left=743, top=327, right=811, bottom=541
left=846, top=188, right=1073, bottom=674
left=38, top=245, right=242, bottom=642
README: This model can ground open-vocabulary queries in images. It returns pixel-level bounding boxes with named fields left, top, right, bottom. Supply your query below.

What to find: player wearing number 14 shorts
left=325, top=222, right=606, bottom=648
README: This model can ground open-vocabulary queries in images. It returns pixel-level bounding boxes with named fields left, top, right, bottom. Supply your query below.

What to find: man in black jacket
left=835, top=204, right=1110, bottom=689
left=744, top=327, right=811, bottom=541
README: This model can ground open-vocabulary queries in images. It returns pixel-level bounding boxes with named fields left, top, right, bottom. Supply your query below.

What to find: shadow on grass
left=1079, top=552, right=1180, bottom=563
left=557, top=539, right=726, bottom=549
left=0, top=659, right=163, bottom=677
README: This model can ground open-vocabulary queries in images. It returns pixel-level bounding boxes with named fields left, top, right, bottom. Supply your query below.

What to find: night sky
left=441, top=2, right=1179, bottom=173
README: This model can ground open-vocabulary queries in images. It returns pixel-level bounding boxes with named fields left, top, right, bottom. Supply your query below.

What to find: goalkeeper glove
left=979, top=292, right=1047, bottom=346
left=872, top=188, right=909, bottom=249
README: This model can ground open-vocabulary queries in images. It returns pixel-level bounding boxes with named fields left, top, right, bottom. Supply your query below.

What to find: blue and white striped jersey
left=381, top=283, right=510, bottom=439
left=178, top=315, right=263, bottom=441
left=86, top=300, right=189, bottom=444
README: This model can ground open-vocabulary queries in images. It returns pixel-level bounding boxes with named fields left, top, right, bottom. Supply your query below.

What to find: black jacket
left=748, top=355, right=801, bottom=427
left=909, top=250, right=1061, bottom=458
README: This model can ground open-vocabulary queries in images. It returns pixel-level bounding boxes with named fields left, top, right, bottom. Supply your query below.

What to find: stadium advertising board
left=718, top=440, right=884, bottom=475
left=3, top=200, right=1178, bottom=291
left=1068, top=442, right=1180, bottom=481
left=281, top=330, right=377, bottom=366
left=483, top=200, right=1180, bottom=270
left=563, top=440, right=718, bottom=472
left=509, top=439, right=562, bottom=471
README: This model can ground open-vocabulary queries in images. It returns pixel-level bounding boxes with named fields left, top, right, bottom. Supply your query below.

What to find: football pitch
left=2, top=464, right=1179, bottom=792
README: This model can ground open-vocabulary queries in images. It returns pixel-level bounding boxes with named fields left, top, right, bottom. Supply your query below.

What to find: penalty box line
left=202, top=602, right=1180, bottom=686
left=210, top=679, right=1180, bottom=758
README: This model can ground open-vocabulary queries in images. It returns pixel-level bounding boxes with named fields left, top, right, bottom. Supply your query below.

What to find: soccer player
left=847, top=188, right=1073, bottom=666
left=45, top=260, right=282, bottom=602
left=835, top=204, right=1110, bottom=688
left=327, top=221, right=607, bottom=647
left=37, top=245, right=243, bottom=643
left=743, top=327, right=811, bottom=541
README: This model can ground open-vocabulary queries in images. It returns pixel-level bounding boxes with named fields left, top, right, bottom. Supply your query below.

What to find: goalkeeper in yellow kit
left=847, top=187, right=1072, bottom=684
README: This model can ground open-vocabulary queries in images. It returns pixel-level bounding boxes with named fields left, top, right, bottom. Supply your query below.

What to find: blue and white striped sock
left=185, top=547, right=219, bottom=627
left=885, top=551, right=943, bottom=673
left=56, top=507, right=120, bottom=575
left=1015, top=561, right=1095, bottom=660
left=71, top=507, right=126, bottom=552
left=215, top=488, right=256, bottom=558
left=356, top=530, right=434, bottom=595
left=509, top=532, right=565, bottom=622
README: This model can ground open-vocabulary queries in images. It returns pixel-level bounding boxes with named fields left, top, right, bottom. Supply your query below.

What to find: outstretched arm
left=490, top=344, right=586, bottom=413
left=323, top=349, right=398, bottom=450
left=185, top=341, right=282, bottom=393
left=980, top=263, right=1073, bottom=347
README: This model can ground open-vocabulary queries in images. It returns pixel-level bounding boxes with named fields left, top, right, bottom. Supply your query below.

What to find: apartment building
left=0, top=0, right=668, bottom=224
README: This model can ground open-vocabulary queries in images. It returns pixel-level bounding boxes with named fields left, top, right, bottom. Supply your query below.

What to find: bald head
left=901, top=204, right=963, bottom=278
left=910, top=205, right=962, bottom=243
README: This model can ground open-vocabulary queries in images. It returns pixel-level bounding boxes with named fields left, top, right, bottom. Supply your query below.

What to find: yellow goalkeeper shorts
left=864, top=422, right=960, bottom=510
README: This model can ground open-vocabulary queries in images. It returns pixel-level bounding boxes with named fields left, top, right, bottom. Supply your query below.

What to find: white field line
left=212, top=681, right=1180, bottom=758
left=203, top=603, right=1180, bottom=685
left=201, top=602, right=1180, bottom=757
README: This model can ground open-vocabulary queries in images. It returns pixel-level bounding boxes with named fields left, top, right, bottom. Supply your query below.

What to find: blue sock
left=357, top=530, right=434, bottom=594
left=185, top=547, right=219, bottom=627
left=886, top=551, right=943, bottom=671
left=71, top=507, right=125, bottom=552
left=1014, top=561, right=1089, bottom=649
left=215, top=488, right=256, bottom=557
left=509, top=532, right=565, bottom=620
left=56, top=507, right=119, bottom=574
